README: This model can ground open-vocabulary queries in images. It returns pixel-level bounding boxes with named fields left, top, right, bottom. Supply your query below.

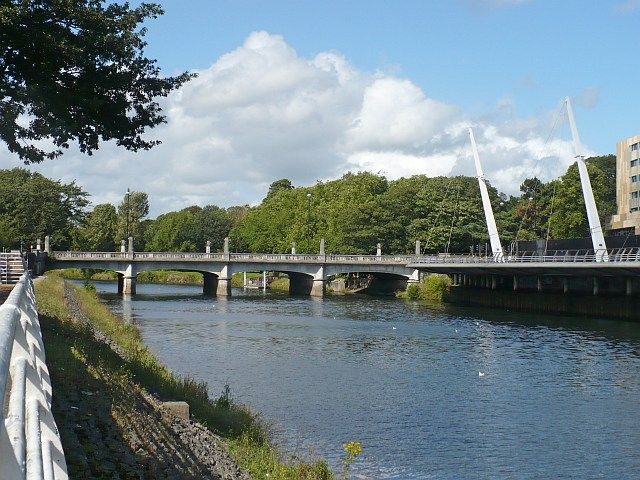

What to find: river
left=90, top=281, right=640, bottom=479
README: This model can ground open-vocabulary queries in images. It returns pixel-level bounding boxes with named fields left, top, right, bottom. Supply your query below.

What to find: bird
left=475, top=322, right=480, bottom=326
left=478, top=371, right=486, bottom=377
left=392, top=326, right=397, bottom=330
left=455, top=329, right=458, bottom=333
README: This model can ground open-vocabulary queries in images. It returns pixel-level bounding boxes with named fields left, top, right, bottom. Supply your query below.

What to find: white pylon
left=468, top=127, right=504, bottom=259
left=564, top=97, right=608, bottom=261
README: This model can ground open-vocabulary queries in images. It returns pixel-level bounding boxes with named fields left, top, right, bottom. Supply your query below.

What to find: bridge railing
left=51, top=251, right=414, bottom=264
left=0, top=273, right=67, bottom=479
left=412, top=247, right=640, bottom=264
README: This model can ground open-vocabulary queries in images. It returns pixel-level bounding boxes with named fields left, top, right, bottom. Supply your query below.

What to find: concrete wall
left=447, top=286, right=639, bottom=321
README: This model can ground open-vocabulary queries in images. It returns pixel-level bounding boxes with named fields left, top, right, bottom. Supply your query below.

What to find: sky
left=2, top=0, right=639, bottom=216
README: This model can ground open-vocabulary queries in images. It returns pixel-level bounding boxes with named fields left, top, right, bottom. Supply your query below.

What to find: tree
left=266, top=179, right=294, bottom=199
left=0, top=168, right=88, bottom=249
left=549, top=155, right=616, bottom=239
left=0, top=1, right=193, bottom=163
left=73, top=203, right=117, bottom=251
left=116, top=190, right=149, bottom=249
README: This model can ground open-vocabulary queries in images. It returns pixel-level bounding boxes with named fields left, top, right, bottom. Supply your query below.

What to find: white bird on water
left=478, top=371, right=486, bottom=377
left=392, top=326, right=397, bottom=330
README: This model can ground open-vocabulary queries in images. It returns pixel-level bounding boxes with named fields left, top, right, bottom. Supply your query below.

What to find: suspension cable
left=514, top=100, right=565, bottom=249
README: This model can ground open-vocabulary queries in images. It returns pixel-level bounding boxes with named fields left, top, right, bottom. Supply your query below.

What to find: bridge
left=46, top=245, right=640, bottom=297
left=48, top=239, right=420, bottom=297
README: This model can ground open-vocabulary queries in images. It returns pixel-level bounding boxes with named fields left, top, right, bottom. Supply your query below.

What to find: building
left=607, top=134, right=640, bottom=234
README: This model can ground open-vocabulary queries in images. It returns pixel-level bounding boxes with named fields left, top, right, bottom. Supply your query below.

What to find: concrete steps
left=0, top=252, right=25, bottom=284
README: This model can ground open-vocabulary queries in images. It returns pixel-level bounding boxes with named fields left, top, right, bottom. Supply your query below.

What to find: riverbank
left=35, top=275, right=332, bottom=479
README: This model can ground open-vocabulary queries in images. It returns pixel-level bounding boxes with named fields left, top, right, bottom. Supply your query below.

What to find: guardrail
left=51, top=251, right=414, bottom=264
left=0, top=274, right=67, bottom=479
left=411, top=248, right=640, bottom=264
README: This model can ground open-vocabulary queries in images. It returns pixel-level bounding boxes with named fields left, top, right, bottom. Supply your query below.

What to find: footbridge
left=48, top=243, right=419, bottom=297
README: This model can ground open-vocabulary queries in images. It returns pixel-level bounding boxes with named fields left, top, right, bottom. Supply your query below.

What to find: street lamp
left=306, top=193, right=312, bottom=252
left=125, top=188, right=131, bottom=239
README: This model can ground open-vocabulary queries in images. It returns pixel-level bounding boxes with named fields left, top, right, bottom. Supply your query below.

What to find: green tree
left=549, top=155, right=616, bottom=239
left=266, top=179, right=294, bottom=199
left=0, top=0, right=193, bottom=163
left=73, top=203, right=117, bottom=251
left=116, top=190, right=149, bottom=249
left=144, top=205, right=233, bottom=252
left=0, top=168, right=88, bottom=249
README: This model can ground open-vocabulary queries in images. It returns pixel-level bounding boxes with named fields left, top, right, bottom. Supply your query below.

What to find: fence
left=0, top=273, right=67, bottom=479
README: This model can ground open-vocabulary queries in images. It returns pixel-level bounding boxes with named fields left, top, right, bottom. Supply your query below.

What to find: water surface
left=92, top=282, right=640, bottom=479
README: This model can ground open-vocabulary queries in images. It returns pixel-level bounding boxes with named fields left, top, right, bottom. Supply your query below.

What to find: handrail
left=50, top=247, right=640, bottom=265
left=51, top=251, right=414, bottom=264
left=0, top=273, right=68, bottom=479
left=411, top=247, right=640, bottom=264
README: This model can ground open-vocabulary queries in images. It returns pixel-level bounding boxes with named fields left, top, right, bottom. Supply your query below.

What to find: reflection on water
left=88, top=281, right=640, bottom=479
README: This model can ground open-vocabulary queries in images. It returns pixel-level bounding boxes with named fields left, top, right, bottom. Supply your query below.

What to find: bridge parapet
left=51, top=251, right=415, bottom=265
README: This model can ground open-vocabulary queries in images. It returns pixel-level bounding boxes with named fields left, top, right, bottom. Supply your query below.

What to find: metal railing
left=411, top=248, right=640, bottom=265
left=0, top=273, right=67, bottom=479
left=51, top=251, right=414, bottom=264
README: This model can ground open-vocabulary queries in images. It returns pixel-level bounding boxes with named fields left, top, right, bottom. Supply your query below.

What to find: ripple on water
left=90, top=282, right=640, bottom=479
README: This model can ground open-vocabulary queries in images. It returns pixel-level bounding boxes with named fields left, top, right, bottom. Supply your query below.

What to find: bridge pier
left=117, top=273, right=136, bottom=294
left=203, top=272, right=217, bottom=295
left=117, top=264, right=137, bottom=294
left=216, top=265, right=231, bottom=296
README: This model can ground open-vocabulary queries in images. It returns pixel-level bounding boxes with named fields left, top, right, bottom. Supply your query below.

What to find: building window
left=632, top=159, right=639, bottom=168
left=632, top=207, right=639, bottom=212
left=632, top=175, right=638, bottom=183
left=632, top=191, right=639, bottom=199
left=633, top=143, right=640, bottom=151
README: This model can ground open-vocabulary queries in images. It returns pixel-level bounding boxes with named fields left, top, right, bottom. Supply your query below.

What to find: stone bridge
left=48, top=250, right=420, bottom=297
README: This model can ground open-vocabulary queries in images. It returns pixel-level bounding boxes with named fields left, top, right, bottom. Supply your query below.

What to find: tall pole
left=564, top=97, right=608, bottom=261
left=125, top=188, right=131, bottom=240
left=306, top=193, right=311, bottom=252
left=468, top=127, right=504, bottom=258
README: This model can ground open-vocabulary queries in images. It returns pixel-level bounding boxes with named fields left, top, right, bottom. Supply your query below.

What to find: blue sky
left=4, top=0, right=639, bottom=214
left=141, top=0, right=639, bottom=152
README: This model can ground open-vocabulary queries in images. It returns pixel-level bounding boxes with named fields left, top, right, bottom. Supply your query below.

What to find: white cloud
left=0, top=31, right=581, bottom=216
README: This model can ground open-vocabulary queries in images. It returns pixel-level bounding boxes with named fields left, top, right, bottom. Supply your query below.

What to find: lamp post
left=125, top=188, right=131, bottom=239
left=306, top=193, right=312, bottom=252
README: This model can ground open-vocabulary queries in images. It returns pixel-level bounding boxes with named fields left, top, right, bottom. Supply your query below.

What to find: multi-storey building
left=608, top=134, right=640, bottom=234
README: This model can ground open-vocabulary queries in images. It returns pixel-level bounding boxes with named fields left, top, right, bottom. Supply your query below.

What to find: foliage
left=116, top=190, right=149, bottom=249
left=0, top=0, right=193, bottom=163
left=228, top=432, right=332, bottom=480
left=72, top=203, right=117, bottom=251
left=0, top=168, right=88, bottom=249
left=144, top=205, right=232, bottom=252
left=266, top=179, right=294, bottom=199
left=341, top=441, right=362, bottom=479
left=397, top=275, right=451, bottom=302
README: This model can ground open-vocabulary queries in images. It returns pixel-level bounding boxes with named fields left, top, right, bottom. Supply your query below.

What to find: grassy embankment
left=396, top=274, right=452, bottom=302
left=36, top=275, right=332, bottom=479
left=52, top=268, right=204, bottom=285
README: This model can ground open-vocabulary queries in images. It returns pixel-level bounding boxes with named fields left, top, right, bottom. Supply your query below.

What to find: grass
left=36, top=275, right=332, bottom=479
left=269, top=277, right=290, bottom=292
left=396, top=274, right=452, bottom=302
left=50, top=268, right=204, bottom=285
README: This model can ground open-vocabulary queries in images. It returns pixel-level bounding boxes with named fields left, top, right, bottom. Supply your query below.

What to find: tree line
left=0, top=155, right=615, bottom=254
